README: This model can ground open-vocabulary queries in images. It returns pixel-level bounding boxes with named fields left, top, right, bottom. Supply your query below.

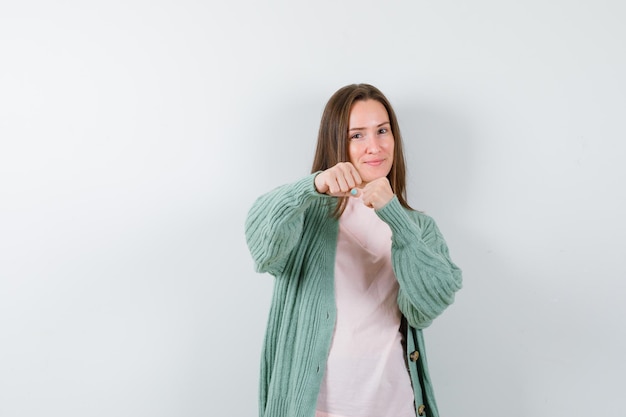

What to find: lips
left=363, top=159, right=385, bottom=166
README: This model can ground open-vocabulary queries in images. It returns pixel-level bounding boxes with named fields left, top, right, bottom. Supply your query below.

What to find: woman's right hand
left=314, top=162, right=362, bottom=196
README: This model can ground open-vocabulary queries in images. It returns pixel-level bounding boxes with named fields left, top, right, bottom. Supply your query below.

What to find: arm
left=244, top=173, right=330, bottom=276
left=376, top=197, right=462, bottom=329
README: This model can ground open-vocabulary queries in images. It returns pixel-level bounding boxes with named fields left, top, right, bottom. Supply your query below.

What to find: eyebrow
left=348, top=121, right=390, bottom=131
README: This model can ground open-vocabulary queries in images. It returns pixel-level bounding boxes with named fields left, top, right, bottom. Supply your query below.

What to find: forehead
left=349, top=99, right=389, bottom=125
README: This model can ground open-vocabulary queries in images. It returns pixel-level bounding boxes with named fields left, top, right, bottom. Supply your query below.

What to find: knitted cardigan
left=245, top=173, right=462, bottom=417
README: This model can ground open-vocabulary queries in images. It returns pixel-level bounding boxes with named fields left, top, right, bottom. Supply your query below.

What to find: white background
left=1, top=1, right=625, bottom=416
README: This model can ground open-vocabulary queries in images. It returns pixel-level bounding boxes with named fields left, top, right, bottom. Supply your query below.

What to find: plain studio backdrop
left=1, top=1, right=625, bottom=416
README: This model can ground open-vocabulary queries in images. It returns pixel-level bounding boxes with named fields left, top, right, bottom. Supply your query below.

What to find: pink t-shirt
left=315, top=197, right=416, bottom=417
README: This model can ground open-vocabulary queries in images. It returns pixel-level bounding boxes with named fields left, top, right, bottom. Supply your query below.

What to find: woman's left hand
left=354, top=177, right=395, bottom=210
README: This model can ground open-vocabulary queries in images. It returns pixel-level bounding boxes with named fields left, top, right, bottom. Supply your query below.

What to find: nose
left=365, top=137, right=380, bottom=154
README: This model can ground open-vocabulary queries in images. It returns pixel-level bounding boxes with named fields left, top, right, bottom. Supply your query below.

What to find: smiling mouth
left=364, top=159, right=384, bottom=166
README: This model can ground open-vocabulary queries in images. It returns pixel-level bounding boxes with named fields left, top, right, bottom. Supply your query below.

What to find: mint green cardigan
left=245, top=174, right=462, bottom=417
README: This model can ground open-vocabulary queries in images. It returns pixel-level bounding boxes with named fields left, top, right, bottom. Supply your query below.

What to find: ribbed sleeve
left=376, top=197, right=462, bottom=329
left=245, top=173, right=331, bottom=276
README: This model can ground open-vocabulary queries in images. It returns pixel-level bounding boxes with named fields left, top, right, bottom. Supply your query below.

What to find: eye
left=378, top=127, right=388, bottom=134
left=350, top=133, right=363, bottom=140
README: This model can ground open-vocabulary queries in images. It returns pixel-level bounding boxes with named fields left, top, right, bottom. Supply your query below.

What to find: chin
left=366, top=167, right=392, bottom=178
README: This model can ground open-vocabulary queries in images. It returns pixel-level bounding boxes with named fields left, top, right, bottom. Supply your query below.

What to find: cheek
left=348, top=144, right=360, bottom=164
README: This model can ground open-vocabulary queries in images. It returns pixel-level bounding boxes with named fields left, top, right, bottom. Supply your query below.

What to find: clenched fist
left=314, top=162, right=362, bottom=196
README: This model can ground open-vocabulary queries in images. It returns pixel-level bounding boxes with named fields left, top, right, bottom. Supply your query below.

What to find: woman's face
left=347, top=99, right=395, bottom=185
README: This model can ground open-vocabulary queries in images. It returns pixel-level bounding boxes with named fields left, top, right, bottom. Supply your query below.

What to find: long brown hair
left=311, top=83, right=413, bottom=217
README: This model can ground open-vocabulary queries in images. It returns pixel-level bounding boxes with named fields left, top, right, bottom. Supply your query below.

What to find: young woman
left=245, top=84, right=462, bottom=417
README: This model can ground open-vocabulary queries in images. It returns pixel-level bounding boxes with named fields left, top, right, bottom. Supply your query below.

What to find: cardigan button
left=409, top=350, right=420, bottom=362
left=417, top=404, right=426, bottom=415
